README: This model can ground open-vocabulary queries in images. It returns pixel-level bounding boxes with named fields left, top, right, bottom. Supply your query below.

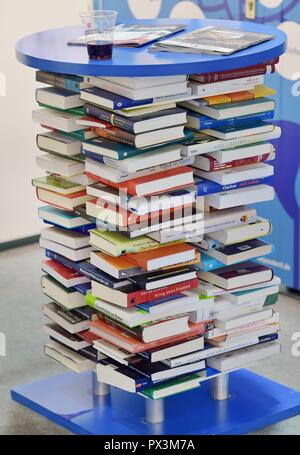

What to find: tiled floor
left=0, top=243, right=299, bottom=435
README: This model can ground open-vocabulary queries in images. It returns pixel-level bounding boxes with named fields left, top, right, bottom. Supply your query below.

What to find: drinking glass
left=80, top=10, right=118, bottom=60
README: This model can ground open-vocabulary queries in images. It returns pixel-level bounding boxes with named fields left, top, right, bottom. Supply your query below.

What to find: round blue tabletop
left=16, top=19, right=286, bottom=77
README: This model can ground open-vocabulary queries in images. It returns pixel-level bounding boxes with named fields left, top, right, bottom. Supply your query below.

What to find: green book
left=32, top=175, right=84, bottom=195
left=38, top=102, right=85, bottom=117
left=89, top=229, right=158, bottom=257
left=141, top=374, right=202, bottom=400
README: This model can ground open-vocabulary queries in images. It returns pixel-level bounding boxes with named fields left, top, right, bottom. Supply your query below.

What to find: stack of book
left=33, top=58, right=281, bottom=400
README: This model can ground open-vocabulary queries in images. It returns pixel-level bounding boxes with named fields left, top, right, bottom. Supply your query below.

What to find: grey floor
left=0, top=243, right=300, bottom=435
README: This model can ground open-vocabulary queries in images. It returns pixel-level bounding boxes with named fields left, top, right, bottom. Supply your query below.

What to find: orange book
left=125, top=243, right=196, bottom=272
left=90, top=318, right=205, bottom=353
left=85, top=166, right=194, bottom=196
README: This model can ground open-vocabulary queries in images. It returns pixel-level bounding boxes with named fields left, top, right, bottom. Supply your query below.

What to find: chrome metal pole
left=211, top=374, right=230, bottom=401
left=144, top=398, right=165, bottom=424
left=92, top=370, right=110, bottom=396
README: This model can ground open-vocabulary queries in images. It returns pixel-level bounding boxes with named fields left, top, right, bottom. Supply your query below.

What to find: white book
left=212, top=296, right=272, bottom=319
left=37, top=131, right=82, bottom=157
left=83, top=76, right=188, bottom=101
left=40, top=226, right=90, bottom=249
left=36, top=87, right=84, bottom=110
left=99, top=75, right=187, bottom=90
left=39, top=237, right=91, bottom=262
left=207, top=217, right=272, bottom=245
left=203, top=239, right=273, bottom=266
left=44, top=341, right=96, bottom=373
left=204, top=185, right=275, bottom=210
left=84, top=155, right=194, bottom=184
left=204, top=121, right=273, bottom=140
left=41, top=261, right=90, bottom=289
left=87, top=185, right=197, bottom=216
left=214, top=308, right=274, bottom=331
left=36, top=153, right=85, bottom=177
left=189, top=75, right=264, bottom=97
left=194, top=145, right=275, bottom=171
left=43, top=323, right=91, bottom=351
left=42, top=302, right=91, bottom=334
left=32, top=108, right=84, bottom=133
left=90, top=292, right=200, bottom=327
left=37, top=188, right=93, bottom=211
left=93, top=339, right=135, bottom=366
left=206, top=342, right=281, bottom=371
left=180, top=126, right=281, bottom=157
left=148, top=220, right=204, bottom=244
left=67, top=173, right=96, bottom=186
left=101, top=145, right=182, bottom=173
left=204, top=206, right=257, bottom=234
left=195, top=163, right=274, bottom=185
left=41, top=274, right=86, bottom=309
left=223, top=285, right=280, bottom=305
left=38, top=206, right=92, bottom=229
left=198, top=275, right=281, bottom=297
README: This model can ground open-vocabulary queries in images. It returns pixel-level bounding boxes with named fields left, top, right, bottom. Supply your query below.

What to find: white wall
left=0, top=0, right=90, bottom=243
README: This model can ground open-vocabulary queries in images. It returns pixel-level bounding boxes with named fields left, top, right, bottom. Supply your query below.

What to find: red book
left=193, top=61, right=277, bottom=84
left=198, top=151, right=275, bottom=172
left=90, top=319, right=205, bottom=353
left=85, top=166, right=194, bottom=196
left=91, top=278, right=199, bottom=308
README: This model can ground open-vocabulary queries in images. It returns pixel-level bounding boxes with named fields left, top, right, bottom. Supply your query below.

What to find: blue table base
left=11, top=369, right=300, bottom=435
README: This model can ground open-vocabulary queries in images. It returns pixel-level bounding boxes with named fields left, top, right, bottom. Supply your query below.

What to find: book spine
left=197, top=64, right=274, bottom=83
left=36, top=72, right=81, bottom=93
left=192, top=111, right=274, bottom=131
left=94, top=127, right=135, bottom=147
left=196, top=175, right=274, bottom=196
left=45, top=250, right=118, bottom=289
left=206, top=152, right=274, bottom=171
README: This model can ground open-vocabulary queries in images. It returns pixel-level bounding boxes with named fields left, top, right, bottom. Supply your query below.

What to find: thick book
left=36, top=70, right=87, bottom=93
left=41, top=259, right=90, bottom=288
left=204, top=206, right=257, bottom=234
left=129, top=267, right=197, bottom=291
left=198, top=261, right=274, bottom=291
left=223, top=285, right=280, bottom=305
left=86, top=166, right=194, bottom=197
left=150, top=26, right=273, bottom=55
left=32, top=108, right=86, bottom=133
left=192, top=61, right=278, bottom=83
left=203, top=238, right=273, bottom=266
left=42, top=302, right=96, bottom=334
left=195, top=174, right=274, bottom=197
left=89, top=278, right=199, bottom=308
left=204, top=184, right=275, bottom=210
left=84, top=104, right=187, bottom=134
left=214, top=308, right=274, bottom=331
left=43, top=323, right=91, bottom=351
left=41, top=274, right=86, bottom=310
left=36, top=87, right=84, bottom=110
left=41, top=226, right=89, bottom=249
left=189, top=75, right=264, bottom=98
left=195, top=162, right=274, bottom=186
left=83, top=77, right=188, bottom=102
left=39, top=205, right=94, bottom=229
left=45, top=341, right=95, bottom=373
left=40, top=237, right=91, bottom=262
left=206, top=218, right=272, bottom=245
left=90, top=318, right=206, bottom=353
left=36, top=188, right=93, bottom=211
left=93, top=123, right=185, bottom=149
left=45, top=249, right=130, bottom=289
left=37, top=131, right=82, bottom=156
left=187, top=97, right=275, bottom=120
left=100, top=74, right=187, bottom=90
left=141, top=374, right=202, bottom=399
left=180, top=125, right=281, bottom=157
left=194, top=147, right=274, bottom=171
left=187, top=109, right=274, bottom=131
left=125, top=244, right=196, bottom=272
left=204, top=121, right=274, bottom=140
left=206, top=341, right=280, bottom=371
left=36, top=153, right=85, bottom=177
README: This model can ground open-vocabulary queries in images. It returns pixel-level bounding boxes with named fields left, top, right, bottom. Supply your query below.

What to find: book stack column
left=15, top=20, right=300, bottom=435
left=32, top=57, right=283, bottom=417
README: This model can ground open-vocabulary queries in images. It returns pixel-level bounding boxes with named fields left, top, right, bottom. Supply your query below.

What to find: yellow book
left=203, top=85, right=276, bottom=106
left=250, top=85, right=276, bottom=98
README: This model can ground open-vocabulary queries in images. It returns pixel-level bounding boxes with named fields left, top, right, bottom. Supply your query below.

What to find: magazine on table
left=68, top=23, right=186, bottom=48
left=150, top=26, right=274, bottom=55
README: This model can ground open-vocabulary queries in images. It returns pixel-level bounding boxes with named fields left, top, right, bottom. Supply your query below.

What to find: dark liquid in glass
left=87, top=41, right=113, bottom=60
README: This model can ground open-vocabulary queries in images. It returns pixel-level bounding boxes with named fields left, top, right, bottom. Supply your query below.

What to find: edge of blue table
left=13, top=19, right=300, bottom=435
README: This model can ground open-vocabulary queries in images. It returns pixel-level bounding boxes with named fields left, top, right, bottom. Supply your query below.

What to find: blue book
left=136, top=294, right=185, bottom=313
left=84, top=104, right=186, bottom=134
left=45, top=250, right=128, bottom=289
left=38, top=205, right=94, bottom=230
left=81, top=87, right=155, bottom=110
left=195, top=253, right=225, bottom=272
left=195, top=175, right=274, bottom=196
left=43, top=219, right=96, bottom=234
left=36, top=70, right=84, bottom=94
left=187, top=110, right=274, bottom=131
